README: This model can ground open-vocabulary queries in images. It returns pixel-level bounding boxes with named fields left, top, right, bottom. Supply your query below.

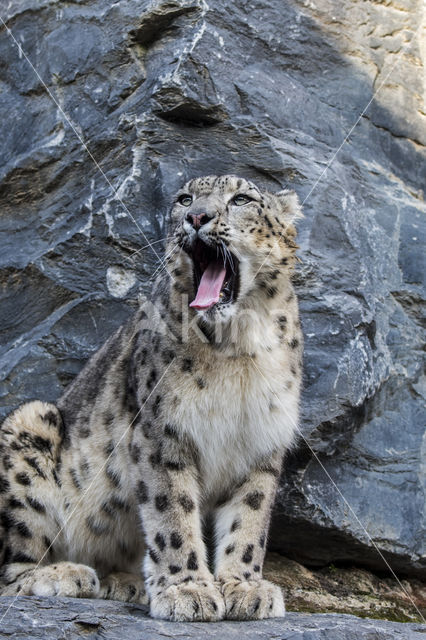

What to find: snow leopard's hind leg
left=0, top=401, right=100, bottom=598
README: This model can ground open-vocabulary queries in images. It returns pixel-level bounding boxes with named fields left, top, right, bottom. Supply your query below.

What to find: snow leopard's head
left=168, top=174, right=302, bottom=325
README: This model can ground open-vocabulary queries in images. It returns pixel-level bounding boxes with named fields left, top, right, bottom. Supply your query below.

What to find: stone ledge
left=0, top=596, right=424, bottom=639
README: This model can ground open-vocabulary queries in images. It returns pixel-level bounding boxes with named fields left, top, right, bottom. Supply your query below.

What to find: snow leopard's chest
left=164, top=351, right=299, bottom=505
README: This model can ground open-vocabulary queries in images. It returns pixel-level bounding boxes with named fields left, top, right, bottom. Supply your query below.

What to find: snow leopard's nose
left=186, top=212, right=214, bottom=229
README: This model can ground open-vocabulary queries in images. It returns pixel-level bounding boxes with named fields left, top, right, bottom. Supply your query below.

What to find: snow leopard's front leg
left=214, top=452, right=285, bottom=620
left=138, top=435, right=225, bottom=622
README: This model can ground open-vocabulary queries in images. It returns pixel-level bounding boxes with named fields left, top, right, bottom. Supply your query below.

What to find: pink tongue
left=189, top=261, right=227, bottom=309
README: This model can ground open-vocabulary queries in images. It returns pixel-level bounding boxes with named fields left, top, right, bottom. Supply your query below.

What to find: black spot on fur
left=137, top=480, right=149, bottom=503
left=244, top=490, right=265, bottom=510
left=1, top=545, right=11, bottom=563
left=70, top=468, right=82, bottom=490
left=149, top=446, right=162, bottom=468
left=157, top=576, right=166, bottom=586
left=162, top=349, right=175, bottom=365
left=0, top=475, right=10, bottom=493
left=142, top=421, right=152, bottom=439
left=289, top=337, right=299, bottom=349
left=105, top=465, right=121, bottom=488
left=278, top=315, right=287, bottom=330
left=9, top=497, right=24, bottom=509
left=178, top=494, right=195, bottom=513
left=242, top=544, right=254, bottom=564
left=104, top=441, right=115, bottom=456
left=196, top=377, right=205, bottom=389
left=164, top=459, right=186, bottom=471
left=26, top=496, right=46, bottom=513
left=12, top=551, right=36, bottom=563
left=259, top=534, right=266, bottom=549
left=187, top=551, right=198, bottom=570
left=52, top=467, right=61, bottom=487
left=264, top=215, right=273, bottom=229
left=164, top=423, right=179, bottom=439
left=15, top=472, right=31, bottom=486
left=174, top=281, right=187, bottom=294
left=149, top=548, right=160, bottom=564
left=267, top=286, right=278, bottom=298
left=100, top=500, right=116, bottom=518
left=146, top=369, right=157, bottom=391
left=79, top=425, right=91, bottom=438
left=182, top=358, right=193, bottom=372
left=101, top=496, right=129, bottom=516
left=152, top=395, right=161, bottom=418
left=259, top=462, right=281, bottom=477
left=16, top=521, right=32, bottom=538
left=281, top=257, right=288, bottom=265
left=170, top=532, right=183, bottom=549
left=155, top=532, right=166, bottom=551
left=86, top=515, right=109, bottom=536
left=130, top=444, right=141, bottom=463
left=42, top=410, right=58, bottom=427
left=43, top=536, right=52, bottom=550
left=24, top=456, right=46, bottom=479
left=169, top=565, right=181, bottom=574
left=33, top=434, right=52, bottom=453
left=225, top=544, right=235, bottom=555
left=18, top=431, right=53, bottom=455
left=124, top=363, right=139, bottom=415
left=0, top=511, right=13, bottom=531
left=243, top=571, right=251, bottom=580
left=103, top=411, right=115, bottom=429
left=155, top=494, right=169, bottom=511
left=253, top=564, right=260, bottom=572
left=3, top=455, right=12, bottom=471
left=231, top=518, right=241, bottom=532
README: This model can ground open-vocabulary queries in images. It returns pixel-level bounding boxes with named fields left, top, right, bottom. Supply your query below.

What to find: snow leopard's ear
left=274, top=189, right=303, bottom=224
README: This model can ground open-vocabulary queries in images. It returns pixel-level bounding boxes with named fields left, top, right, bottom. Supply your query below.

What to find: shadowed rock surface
left=0, top=0, right=425, bottom=589
left=0, top=596, right=425, bottom=639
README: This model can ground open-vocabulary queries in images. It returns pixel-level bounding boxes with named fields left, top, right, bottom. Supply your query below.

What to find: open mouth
left=186, top=238, right=240, bottom=310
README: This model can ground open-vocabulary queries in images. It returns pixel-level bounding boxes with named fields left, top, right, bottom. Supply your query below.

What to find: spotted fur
left=0, top=175, right=303, bottom=621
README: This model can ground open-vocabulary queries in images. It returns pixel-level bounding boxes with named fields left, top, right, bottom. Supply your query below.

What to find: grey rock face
left=0, top=0, right=424, bottom=582
left=0, top=597, right=424, bottom=639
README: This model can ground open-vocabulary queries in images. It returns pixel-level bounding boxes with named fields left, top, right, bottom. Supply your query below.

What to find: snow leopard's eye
left=232, top=194, right=253, bottom=206
left=178, top=194, right=193, bottom=206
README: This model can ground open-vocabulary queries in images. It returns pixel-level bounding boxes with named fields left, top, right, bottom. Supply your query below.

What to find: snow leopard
left=0, top=174, right=303, bottom=622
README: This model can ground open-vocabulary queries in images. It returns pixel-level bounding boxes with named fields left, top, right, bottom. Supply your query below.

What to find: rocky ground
left=0, top=595, right=425, bottom=639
